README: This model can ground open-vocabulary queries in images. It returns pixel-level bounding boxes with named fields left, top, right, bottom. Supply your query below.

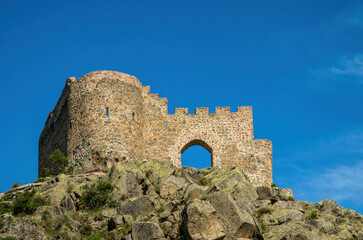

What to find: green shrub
left=288, top=196, right=295, bottom=201
left=80, top=224, right=93, bottom=236
left=66, top=184, right=74, bottom=194
left=80, top=181, right=114, bottom=210
left=0, top=237, right=18, bottom=240
left=34, top=177, right=46, bottom=183
left=197, top=178, right=210, bottom=186
left=44, top=149, right=72, bottom=177
left=12, top=189, right=48, bottom=216
left=307, top=210, right=318, bottom=219
left=87, top=234, right=101, bottom=240
left=43, top=214, right=72, bottom=239
left=271, top=183, right=277, bottom=188
left=154, top=184, right=161, bottom=194
left=42, top=168, right=51, bottom=177
left=0, top=202, right=12, bottom=214
left=145, top=170, right=152, bottom=178
left=108, top=198, right=120, bottom=208
left=1, top=194, right=15, bottom=202
left=119, top=222, right=131, bottom=234
left=0, top=218, right=5, bottom=230
left=256, top=208, right=273, bottom=218
left=261, top=223, right=268, bottom=233
left=120, top=194, right=127, bottom=201
left=336, top=218, right=346, bottom=225
left=11, top=182, right=20, bottom=189
left=156, top=205, right=165, bottom=213
left=41, top=210, right=51, bottom=224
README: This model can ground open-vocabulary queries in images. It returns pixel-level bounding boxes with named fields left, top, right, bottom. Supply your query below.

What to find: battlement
left=39, top=71, right=272, bottom=187
left=172, top=106, right=252, bottom=116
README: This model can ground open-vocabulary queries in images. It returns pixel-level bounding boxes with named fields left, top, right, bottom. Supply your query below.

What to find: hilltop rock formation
left=0, top=161, right=362, bottom=240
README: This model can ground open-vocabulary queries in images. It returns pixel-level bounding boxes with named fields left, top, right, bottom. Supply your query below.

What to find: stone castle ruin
left=39, top=71, right=272, bottom=186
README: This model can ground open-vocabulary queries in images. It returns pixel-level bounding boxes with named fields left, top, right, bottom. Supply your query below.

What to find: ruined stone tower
left=39, top=71, right=272, bottom=186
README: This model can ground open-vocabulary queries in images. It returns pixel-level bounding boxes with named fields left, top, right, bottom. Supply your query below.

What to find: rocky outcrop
left=0, top=161, right=362, bottom=239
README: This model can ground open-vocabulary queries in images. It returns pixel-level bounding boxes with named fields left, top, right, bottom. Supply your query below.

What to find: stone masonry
left=39, top=71, right=272, bottom=186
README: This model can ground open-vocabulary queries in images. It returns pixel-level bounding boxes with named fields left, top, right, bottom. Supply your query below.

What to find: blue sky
left=1, top=0, right=362, bottom=213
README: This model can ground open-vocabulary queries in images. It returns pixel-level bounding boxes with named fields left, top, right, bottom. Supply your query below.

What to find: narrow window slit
left=106, top=107, right=109, bottom=116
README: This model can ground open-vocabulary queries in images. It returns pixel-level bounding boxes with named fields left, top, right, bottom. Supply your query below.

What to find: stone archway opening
left=181, top=139, right=213, bottom=169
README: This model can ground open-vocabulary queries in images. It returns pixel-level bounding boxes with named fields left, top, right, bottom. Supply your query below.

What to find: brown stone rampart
left=39, top=71, right=272, bottom=186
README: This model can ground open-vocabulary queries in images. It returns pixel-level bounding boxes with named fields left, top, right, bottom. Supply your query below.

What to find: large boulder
left=132, top=222, right=165, bottom=240
left=179, top=167, right=203, bottom=184
left=160, top=175, right=190, bottom=199
left=139, top=160, right=175, bottom=186
left=263, top=222, right=320, bottom=240
left=182, top=199, right=226, bottom=240
left=109, top=162, right=145, bottom=199
left=208, top=192, right=261, bottom=239
left=184, top=184, right=210, bottom=200
left=118, top=196, right=155, bottom=218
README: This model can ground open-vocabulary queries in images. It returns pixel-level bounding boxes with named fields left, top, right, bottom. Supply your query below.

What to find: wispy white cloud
left=309, top=54, right=363, bottom=89
left=309, top=161, right=363, bottom=202
left=277, top=129, right=363, bottom=212
left=330, top=55, right=363, bottom=77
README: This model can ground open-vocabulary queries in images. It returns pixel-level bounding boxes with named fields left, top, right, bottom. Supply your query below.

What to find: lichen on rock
left=0, top=161, right=362, bottom=240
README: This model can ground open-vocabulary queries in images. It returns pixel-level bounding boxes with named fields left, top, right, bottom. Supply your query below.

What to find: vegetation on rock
left=80, top=181, right=114, bottom=210
left=0, top=189, right=48, bottom=216
left=0, top=160, right=362, bottom=239
left=43, top=149, right=72, bottom=177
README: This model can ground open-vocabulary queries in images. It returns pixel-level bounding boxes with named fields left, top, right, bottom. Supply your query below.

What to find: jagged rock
left=358, top=231, right=363, bottom=240
left=60, top=195, right=76, bottom=211
left=169, top=224, right=179, bottom=239
left=123, top=214, right=134, bottom=224
left=1, top=220, right=47, bottom=240
left=119, top=195, right=155, bottom=218
left=102, top=208, right=117, bottom=218
left=212, top=168, right=258, bottom=204
left=179, top=167, right=203, bottom=183
left=263, top=222, right=319, bottom=240
left=114, top=215, right=124, bottom=225
left=257, top=186, right=277, bottom=200
left=262, top=209, right=305, bottom=226
left=109, top=162, right=145, bottom=199
left=40, top=174, right=70, bottom=206
left=182, top=199, right=226, bottom=240
left=131, top=222, right=165, bottom=240
left=208, top=191, right=260, bottom=239
left=270, top=200, right=304, bottom=211
left=160, top=175, right=189, bottom=199
left=124, top=233, right=133, bottom=240
left=0, top=162, right=362, bottom=240
left=306, top=218, right=333, bottom=229
left=140, top=160, right=175, bottom=185
left=184, top=184, right=209, bottom=200
left=35, top=205, right=63, bottom=221
left=159, top=210, right=170, bottom=219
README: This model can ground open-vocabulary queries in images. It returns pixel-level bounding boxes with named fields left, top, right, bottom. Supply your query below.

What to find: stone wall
left=39, top=71, right=272, bottom=186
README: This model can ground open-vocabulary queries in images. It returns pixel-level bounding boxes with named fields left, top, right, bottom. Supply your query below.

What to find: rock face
left=0, top=161, right=362, bottom=240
